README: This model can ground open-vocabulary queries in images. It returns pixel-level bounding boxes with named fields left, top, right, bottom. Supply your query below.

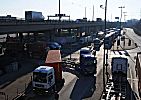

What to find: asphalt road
left=125, top=28, right=141, bottom=50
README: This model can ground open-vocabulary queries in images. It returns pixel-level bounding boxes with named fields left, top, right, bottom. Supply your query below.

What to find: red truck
left=32, top=50, right=64, bottom=94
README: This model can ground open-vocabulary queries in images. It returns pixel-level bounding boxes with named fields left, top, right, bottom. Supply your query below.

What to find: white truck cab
left=80, top=47, right=91, bottom=55
left=32, top=66, right=55, bottom=93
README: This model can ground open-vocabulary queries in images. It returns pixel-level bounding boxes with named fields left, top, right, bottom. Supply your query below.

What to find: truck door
left=48, top=72, right=54, bottom=87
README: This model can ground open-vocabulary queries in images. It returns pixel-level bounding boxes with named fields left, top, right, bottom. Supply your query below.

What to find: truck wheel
left=60, top=78, right=65, bottom=87
left=139, top=93, right=141, bottom=98
left=75, top=66, right=78, bottom=71
left=75, top=65, right=80, bottom=71
left=33, top=90, right=38, bottom=95
left=83, top=71, right=88, bottom=76
left=51, top=85, right=55, bottom=93
left=54, top=92, right=59, bottom=100
left=62, top=78, right=65, bottom=84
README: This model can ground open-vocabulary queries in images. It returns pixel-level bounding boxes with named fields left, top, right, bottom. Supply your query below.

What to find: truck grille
left=35, top=84, right=44, bottom=88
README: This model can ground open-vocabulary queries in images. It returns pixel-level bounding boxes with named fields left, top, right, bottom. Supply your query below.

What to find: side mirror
left=134, top=56, right=137, bottom=60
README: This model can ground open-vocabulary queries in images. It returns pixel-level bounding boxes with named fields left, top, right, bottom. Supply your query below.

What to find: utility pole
left=111, top=13, right=112, bottom=22
left=140, top=8, right=141, bottom=19
left=92, top=5, right=94, bottom=21
left=103, top=0, right=108, bottom=92
left=59, top=0, right=61, bottom=21
left=118, top=6, right=125, bottom=29
left=100, top=0, right=108, bottom=93
left=123, top=12, right=127, bottom=22
left=85, top=7, right=87, bottom=18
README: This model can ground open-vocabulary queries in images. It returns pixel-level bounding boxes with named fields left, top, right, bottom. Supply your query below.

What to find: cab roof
left=137, top=52, right=141, bottom=63
left=34, top=66, right=53, bottom=73
left=81, top=54, right=95, bottom=58
left=80, top=47, right=90, bottom=52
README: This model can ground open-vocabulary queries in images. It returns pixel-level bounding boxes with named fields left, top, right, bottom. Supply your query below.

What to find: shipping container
left=45, top=50, right=62, bottom=81
left=25, top=11, right=44, bottom=22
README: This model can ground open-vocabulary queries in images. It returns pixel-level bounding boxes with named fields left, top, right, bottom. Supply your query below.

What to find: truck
left=135, top=52, right=141, bottom=97
left=93, top=38, right=101, bottom=51
left=78, top=48, right=97, bottom=75
left=25, top=11, right=44, bottom=22
left=101, top=56, right=128, bottom=100
left=97, top=31, right=105, bottom=40
left=96, top=18, right=102, bottom=22
left=79, top=36, right=93, bottom=44
left=32, top=50, right=64, bottom=94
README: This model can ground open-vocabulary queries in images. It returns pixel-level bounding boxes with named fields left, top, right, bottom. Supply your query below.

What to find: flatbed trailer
left=135, top=52, right=141, bottom=97
left=101, top=56, right=128, bottom=100
left=101, top=76, right=127, bottom=100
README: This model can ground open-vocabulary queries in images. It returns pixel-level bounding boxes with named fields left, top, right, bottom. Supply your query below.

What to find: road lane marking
left=129, top=67, right=133, bottom=100
left=127, top=78, right=138, bottom=81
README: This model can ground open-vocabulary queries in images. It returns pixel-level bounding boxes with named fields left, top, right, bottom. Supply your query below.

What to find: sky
left=0, top=0, right=141, bottom=21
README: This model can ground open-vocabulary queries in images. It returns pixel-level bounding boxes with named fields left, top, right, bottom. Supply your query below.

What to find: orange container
left=45, top=50, right=62, bottom=81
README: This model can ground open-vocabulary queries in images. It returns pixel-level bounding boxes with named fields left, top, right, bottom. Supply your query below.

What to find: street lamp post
left=123, top=12, right=127, bottom=22
left=102, top=0, right=108, bottom=92
left=105, top=0, right=110, bottom=86
left=59, top=0, right=61, bottom=21
left=123, top=12, right=127, bottom=27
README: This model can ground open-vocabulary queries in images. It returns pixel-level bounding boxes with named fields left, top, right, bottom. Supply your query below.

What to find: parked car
left=48, top=42, right=61, bottom=50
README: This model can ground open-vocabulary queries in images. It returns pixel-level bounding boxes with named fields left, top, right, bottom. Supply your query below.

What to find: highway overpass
left=0, top=21, right=119, bottom=34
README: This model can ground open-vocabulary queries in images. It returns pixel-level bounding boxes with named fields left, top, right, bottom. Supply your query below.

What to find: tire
left=61, top=78, right=65, bottom=86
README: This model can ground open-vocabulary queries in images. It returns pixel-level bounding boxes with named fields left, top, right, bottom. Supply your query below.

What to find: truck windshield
left=80, top=50, right=90, bottom=55
left=33, top=72, right=47, bottom=83
left=83, top=59, right=96, bottom=65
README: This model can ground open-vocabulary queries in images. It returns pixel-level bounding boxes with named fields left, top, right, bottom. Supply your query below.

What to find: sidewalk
left=0, top=59, right=44, bottom=100
left=111, top=34, right=136, bottom=51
